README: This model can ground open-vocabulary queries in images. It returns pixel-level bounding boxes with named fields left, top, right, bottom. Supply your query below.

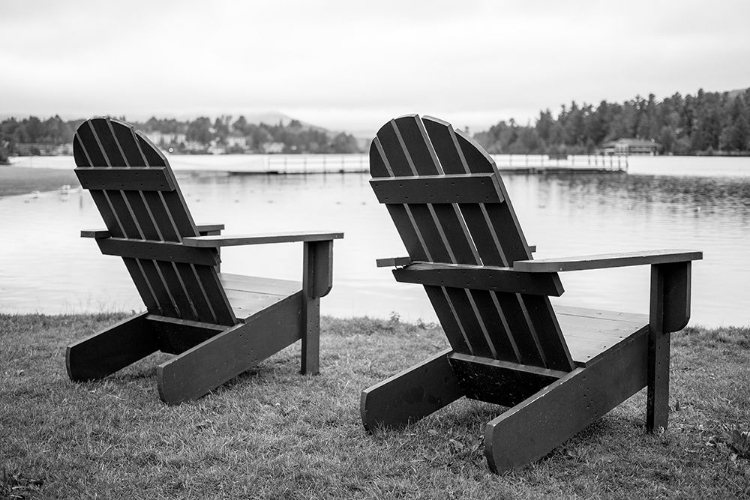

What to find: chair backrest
left=370, top=115, right=575, bottom=372
left=74, top=117, right=236, bottom=326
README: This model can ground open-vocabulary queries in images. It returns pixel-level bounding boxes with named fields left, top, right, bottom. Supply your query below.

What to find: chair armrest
left=513, top=249, right=702, bottom=273
left=376, top=256, right=412, bottom=268
left=195, top=223, right=224, bottom=235
left=81, top=229, right=110, bottom=239
left=182, top=230, right=344, bottom=248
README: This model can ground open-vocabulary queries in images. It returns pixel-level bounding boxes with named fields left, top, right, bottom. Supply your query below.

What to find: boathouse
left=600, top=138, right=661, bottom=156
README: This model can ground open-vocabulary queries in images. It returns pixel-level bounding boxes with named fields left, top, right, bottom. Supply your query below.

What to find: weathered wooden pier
left=221, top=153, right=628, bottom=175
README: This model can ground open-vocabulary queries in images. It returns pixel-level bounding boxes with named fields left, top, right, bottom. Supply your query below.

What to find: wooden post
left=301, top=240, right=334, bottom=374
left=647, top=261, right=691, bottom=430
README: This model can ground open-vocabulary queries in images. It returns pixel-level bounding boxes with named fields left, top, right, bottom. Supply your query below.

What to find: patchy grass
left=1, top=314, right=748, bottom=499
left=0, top=166, right=79, bottom=198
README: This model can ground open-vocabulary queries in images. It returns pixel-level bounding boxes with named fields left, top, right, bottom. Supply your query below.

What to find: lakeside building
left=600, top=138, right=661, bottom=156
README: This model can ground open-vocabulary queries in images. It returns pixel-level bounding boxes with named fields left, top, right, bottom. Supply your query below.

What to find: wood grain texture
left=514, top=249, right=703, bottom=273
left=556, top=306, right=649, bottom=366
left=361, top=349, right=464, bottom=431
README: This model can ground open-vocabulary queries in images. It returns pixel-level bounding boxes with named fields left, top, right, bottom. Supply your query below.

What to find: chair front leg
left=647, top=261, right=692, bottom=431
left=300, top=240, right=335, bottom=374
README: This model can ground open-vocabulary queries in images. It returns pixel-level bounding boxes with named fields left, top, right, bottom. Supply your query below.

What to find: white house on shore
left=600, top=138, right=661, bottom=156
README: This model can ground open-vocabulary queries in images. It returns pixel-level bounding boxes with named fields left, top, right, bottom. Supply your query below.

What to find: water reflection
left=0, top=169, right=748, bottom=327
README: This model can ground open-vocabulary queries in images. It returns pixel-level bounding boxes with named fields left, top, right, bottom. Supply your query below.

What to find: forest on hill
left=2, top=87, right=749, bottom=164
left=0, top=115, right=361, bottom=161
left=474, top=88, right=750, bottom=156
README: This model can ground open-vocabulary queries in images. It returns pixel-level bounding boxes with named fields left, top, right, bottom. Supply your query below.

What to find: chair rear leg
left=360, top=349, right=464, bottom=431
left=67, top=312, right=158, bottom=381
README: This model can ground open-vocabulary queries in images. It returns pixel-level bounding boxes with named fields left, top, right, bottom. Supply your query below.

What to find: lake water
left=2, top=155, right=749, bottom=327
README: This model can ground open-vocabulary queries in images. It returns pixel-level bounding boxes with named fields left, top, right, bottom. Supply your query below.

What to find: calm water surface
left=1, top=155, right=749, bottom=327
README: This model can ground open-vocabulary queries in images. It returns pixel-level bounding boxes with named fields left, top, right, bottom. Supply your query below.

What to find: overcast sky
left=2, top=0, right=749, bottom=135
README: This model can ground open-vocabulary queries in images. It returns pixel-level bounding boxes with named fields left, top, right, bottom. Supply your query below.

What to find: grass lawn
left=0, top=165, right=79, bottom=198
left=1, top=314, right=748, bottom=499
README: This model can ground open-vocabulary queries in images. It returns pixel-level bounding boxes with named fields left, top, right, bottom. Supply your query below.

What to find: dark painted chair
left=360, top=114, right=702, bottom=473
left=67, top=117, right=342, bottom=404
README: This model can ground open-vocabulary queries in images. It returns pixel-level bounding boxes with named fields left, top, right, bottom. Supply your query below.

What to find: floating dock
left=222, top=153, right=628, bottom=175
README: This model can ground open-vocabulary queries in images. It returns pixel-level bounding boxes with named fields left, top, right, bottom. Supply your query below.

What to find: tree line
left=474, top=88, right=750, bottom=156
left=0, top=115, right=361, bottom=162
left=2, top=87, right=749, bottom=164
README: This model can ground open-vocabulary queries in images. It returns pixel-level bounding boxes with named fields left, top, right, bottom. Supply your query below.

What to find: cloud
left=2, top=0, right=749, bottom=133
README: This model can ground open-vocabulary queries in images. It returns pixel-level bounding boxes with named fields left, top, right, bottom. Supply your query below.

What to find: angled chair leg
left=485, top=329, right=649, bottom=473
left=300, top=240, right=333, bottom=375
left=157, top=294, right=303, bottom=405
left=647, top=331, right=671, bottom=431
left=300, top=296, right=320, bottom=374
left=361, top=349, right=464, bottom=431
left=67, top=312, right=158, bottom=381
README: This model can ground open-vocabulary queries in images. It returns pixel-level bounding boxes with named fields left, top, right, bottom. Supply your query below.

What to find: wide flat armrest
left=81, top=229, right=110, bottom=239
left=376, top=256, right=412, bottom=268
left=195, top=223, right=225, bottom=233
left=182, top=230, right=343, bottom=248
left=513, top=249, right=703, bottom=273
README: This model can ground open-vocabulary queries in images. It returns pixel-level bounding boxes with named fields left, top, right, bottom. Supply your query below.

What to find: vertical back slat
left=88, top=119, right=188, bottom=319
left=74, top=117, right=236, bottom=326
left=371, top=135, right=470, bottom=353
left=453, top=130, right=574, bottom=371
left=74, top=124, right=165, bottom=314
left=373, top=115, right=575, bottom=372
left=132, top=131, right=235, bottom=325
left=391, top=116, right=496, bottom=358
left=422, top=118, right=537, bottom=365
left=375, top=117, right=492, bottom=357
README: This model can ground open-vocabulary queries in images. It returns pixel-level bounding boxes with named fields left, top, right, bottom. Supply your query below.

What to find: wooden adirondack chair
left=67, top=117, right=342, bottom=405
left=361, top=114, right=702, bottom=473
